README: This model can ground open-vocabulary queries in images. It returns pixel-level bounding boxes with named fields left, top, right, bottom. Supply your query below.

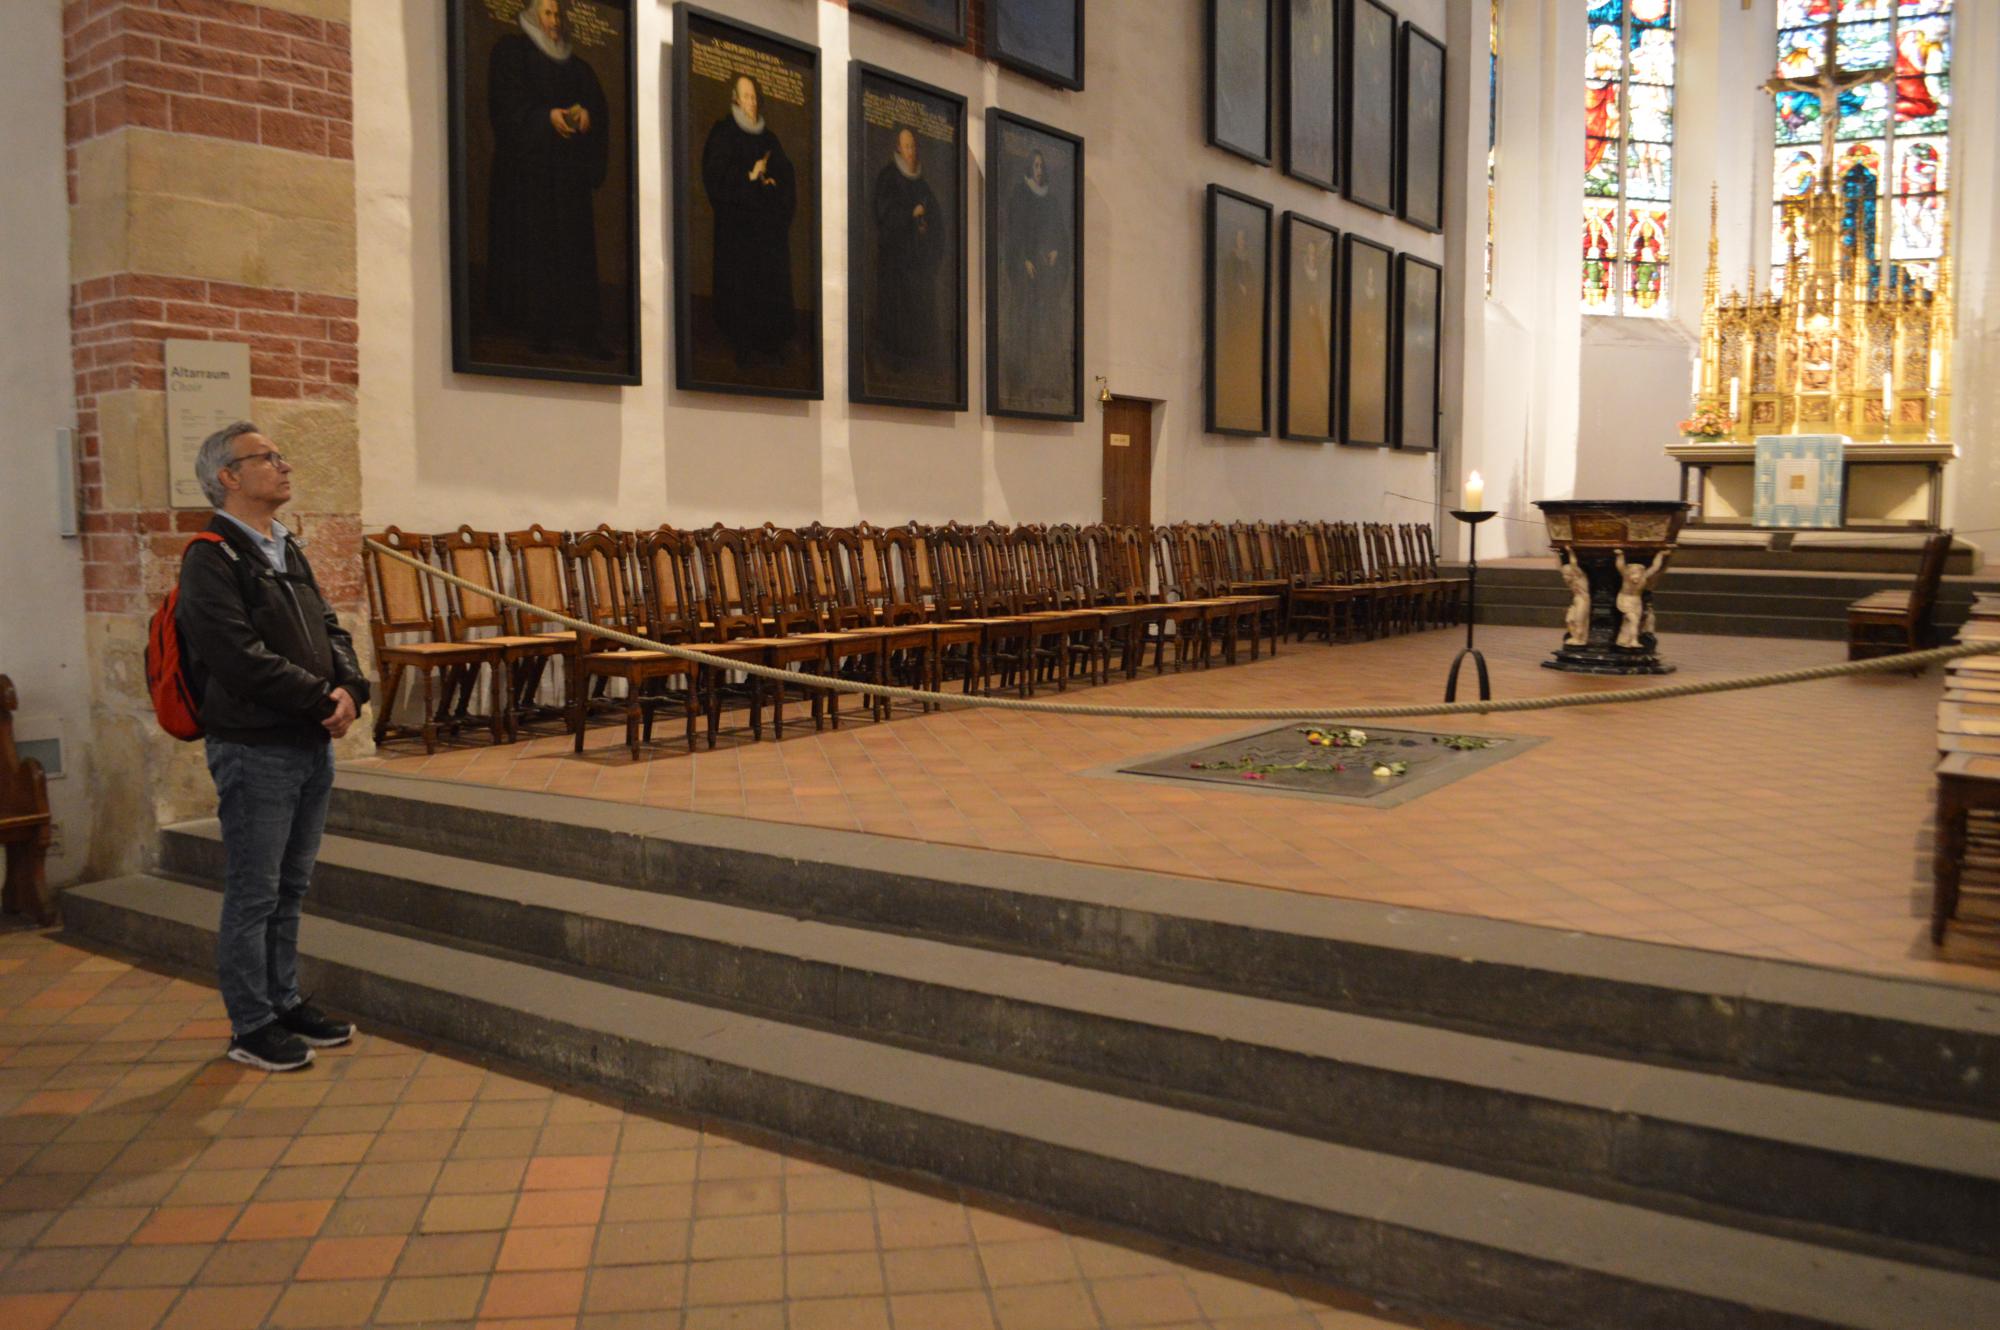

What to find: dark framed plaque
left=1339, top=233, right=1392, bottom=447
left=1279, top=213, right=1338, bottom=443
left=671, top=4, right=822, bottom=399
left=1344, top=0, right=1398, bottom=215
left=1205, top=184, right=1273, bottom=437
left=1284, top=0, right=1337, bottom=190
left=991, top=0, right=1083, bottom=91
left=848, top=62, right=966, bottom=411
left=1393, top=254, right=1440, bottom=451
left=1399, top=22, right=1446, bottom=232
left=851, top=0, right=966, bottom=45
left=986, top=111, right=1084, bottom=421
left=1207, top=0, right=1272, bottom=165
left=446, top=0, right=640, bottom=385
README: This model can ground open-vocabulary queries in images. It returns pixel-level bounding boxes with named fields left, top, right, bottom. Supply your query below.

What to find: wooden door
left=1101, top=397, right=1153, bottom=527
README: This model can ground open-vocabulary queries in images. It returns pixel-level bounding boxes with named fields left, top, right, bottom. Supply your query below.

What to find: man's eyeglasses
left=228, top=450, right=287, bottom=469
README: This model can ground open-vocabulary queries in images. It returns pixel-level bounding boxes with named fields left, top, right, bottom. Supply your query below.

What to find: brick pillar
left=63, top=0, right=362, bottom=876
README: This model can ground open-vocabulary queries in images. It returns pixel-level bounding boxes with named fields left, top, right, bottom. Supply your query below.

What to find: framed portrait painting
left=1279, top=213, right=1338, bottom=443
left=447, top=0, right=640, bottom=385
left=1394, top=254, right=1441, bottom=451
left=848, top=63, right=967, bottom=411
left=991, top=0, right=1084, bottom=91
left=1344, top=0, right=1398, bottom=215
left=1205, top=184, right=1273, bottom=437
left=1399, top=23, right=1446, bottom=232
left=1340, top=233, right=1392, bottom=447
left=670, top=4, right=822, bottom=399
left=986, top=111, right=1084, bottom=422
left=850, top=0, right=966, bottom=45
left=1208, top=0, right=1272, bottom=165
left=1284, top=0, right=1337, bottom=191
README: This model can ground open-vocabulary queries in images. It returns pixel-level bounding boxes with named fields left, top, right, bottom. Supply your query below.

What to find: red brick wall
left=62, top=0, right=359, bottom=620
left=64, top=0, right=352, bottom=204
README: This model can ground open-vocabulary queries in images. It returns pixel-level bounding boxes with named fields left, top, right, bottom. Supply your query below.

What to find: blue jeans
left=205, top=738, right=334, bottom=1038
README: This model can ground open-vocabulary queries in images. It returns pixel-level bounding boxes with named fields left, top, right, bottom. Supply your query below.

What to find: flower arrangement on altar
left=1677, top=407, right=1735, bottom=441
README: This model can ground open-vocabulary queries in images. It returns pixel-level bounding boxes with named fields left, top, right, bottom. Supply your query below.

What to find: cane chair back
left=877, top=531, right=931, bottom=625
left=363, top=526, right=443, bottom=647
left=563, top=528, right=642, bottom=643
left=699, top=526, right=767, bottom=640
left=429, top=527, right=512, bottom=638
left=760, top=528, right=827, bottom=636
left=503, top=525, right=579, bottom=634
left=636, top=527, right=706, bottom=642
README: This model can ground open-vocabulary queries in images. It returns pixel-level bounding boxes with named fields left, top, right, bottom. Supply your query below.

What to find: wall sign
left=165, top=339, right=251, bottom=510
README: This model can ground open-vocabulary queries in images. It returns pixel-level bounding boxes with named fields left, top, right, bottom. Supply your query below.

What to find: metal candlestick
left=1445, top=510, right=1495, bottom=703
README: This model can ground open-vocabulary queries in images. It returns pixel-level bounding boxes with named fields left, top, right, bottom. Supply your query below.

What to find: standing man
left=701, top=72, right=798, bottom=368
left=177, top=422, right=370, bottom=1072
left=869, top=126, right=943, bottom=375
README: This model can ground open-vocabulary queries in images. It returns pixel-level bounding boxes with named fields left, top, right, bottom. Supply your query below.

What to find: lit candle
left=1930, top=346, right=1941, bottom=393
left=1463, top=471, right=1485, bottom=512
left=1729, top=376, right=1740, bottom=419
left=1689, top=354, right=1701, bottom=400
left=1882, top=372, right=1894, bottom=430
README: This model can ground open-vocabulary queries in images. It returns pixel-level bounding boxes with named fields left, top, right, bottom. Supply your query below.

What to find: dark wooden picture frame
left=851, top=0, right=967, bottom=45
left=1205, top=184, right=1273, bottom=437
left=1393, top=253, right=1441, bottom=451
left=1283, top=0, right=1338, bottom=191
left=1279, top=213, right=1339, bottom=443
left=848, top=62, right=967, bottom=411
left=446, top=0, right=641, bottom=385
left=670, top=3, right=822, bottom=400
left=1398, top=22, right=1446, bottom=233
left=1207, top=0, right=1273, bottom=165
left=991, top=0, right=1084, bottom=91
left=1344, top=0, right=1398, bottom=215
left=1339, top=233, right=1393, bottom=447
left=986, top=111, right=1085, bottom=422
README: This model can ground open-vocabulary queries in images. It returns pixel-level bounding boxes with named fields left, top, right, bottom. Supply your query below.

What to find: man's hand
left=323, top=687, right=358, bottom=739
left=749, top=152, right=770, bottom=182
left=1023, top=260, right=1037, bottom=280
left=567, top=104, right=590, bottom=134
left=549, top=107, right=575, bottom=136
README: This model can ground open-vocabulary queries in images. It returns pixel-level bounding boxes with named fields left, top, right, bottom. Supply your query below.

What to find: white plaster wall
left=355, top=0, right=1449, bottom=538
left=0, top=0, right=94, bottom=886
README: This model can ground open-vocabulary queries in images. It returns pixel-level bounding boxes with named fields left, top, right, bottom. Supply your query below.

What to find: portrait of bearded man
left=869, top=128, right=944, bottom=373
left=702, top=73, right=800, bottom=368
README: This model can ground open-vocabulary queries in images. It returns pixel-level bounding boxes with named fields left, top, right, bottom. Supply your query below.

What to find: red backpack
left=145, top=532, right=238, bottom=741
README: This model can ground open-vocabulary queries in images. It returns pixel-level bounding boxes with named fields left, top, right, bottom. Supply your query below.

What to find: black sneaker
left=278, top=1000, right=355, bottom=1048
left=227, top=1022, right=315, bottom=1072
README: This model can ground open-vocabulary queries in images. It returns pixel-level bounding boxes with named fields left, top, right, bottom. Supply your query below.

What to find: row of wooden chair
left=360, top=519, right=1456, bottom=758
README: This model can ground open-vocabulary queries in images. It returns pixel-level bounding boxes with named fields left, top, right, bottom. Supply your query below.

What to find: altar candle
left=1729, top=376, right=1740, bottom=419
left=1463, top=472, right=1485, bottom=512
left=1690, top=355, right=1701, bottom=399
left=1930, top=346, right=1942, bottom=393
left=1883, top=372, right=1894, bottom=428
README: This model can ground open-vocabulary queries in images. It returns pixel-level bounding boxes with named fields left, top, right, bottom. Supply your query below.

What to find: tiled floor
left=353, top=625, right=2000, bottom=989
left=0, top=927, right=1479, bottom=1330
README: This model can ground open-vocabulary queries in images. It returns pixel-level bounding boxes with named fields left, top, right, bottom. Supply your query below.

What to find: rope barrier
left=365, top=539, right=1988, bottom=724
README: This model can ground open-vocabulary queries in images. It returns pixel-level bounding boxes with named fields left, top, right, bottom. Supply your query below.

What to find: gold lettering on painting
left=861, top=88, right=955, bottom=144
left=691, top=33, right=807, bottom=106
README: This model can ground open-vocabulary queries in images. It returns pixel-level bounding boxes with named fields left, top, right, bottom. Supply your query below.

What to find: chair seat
left=381, top=641, right=502, bottom=660
left=477, top=634, right=569, bottom=649
left=1850, top=591, right=1914, bottom=611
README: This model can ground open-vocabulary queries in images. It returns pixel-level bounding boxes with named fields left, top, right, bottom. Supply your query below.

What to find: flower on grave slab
left=1371, top=761, right=1410, bottom=779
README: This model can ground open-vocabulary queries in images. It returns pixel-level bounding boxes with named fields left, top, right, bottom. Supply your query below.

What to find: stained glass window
left=1486, top=0, right=1499, bottom=297
left=1769, top=0, right=1951, bottom=292
left=1582, top=0, right=1676, bottom=316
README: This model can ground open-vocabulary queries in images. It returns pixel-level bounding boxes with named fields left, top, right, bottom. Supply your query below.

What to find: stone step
left=152, top=819, right=2000, bottom=1271
left=319, top=772, right=2000, bottom=1120
left=61, top=874, right=2000, bottom=1330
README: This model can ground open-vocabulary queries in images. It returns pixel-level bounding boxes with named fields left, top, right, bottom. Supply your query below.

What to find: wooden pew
left=0, top=676, right=55, bottom=925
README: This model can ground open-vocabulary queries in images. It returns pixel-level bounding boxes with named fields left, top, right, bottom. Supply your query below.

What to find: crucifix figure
left=1763, top=12, right=1895, bottom=193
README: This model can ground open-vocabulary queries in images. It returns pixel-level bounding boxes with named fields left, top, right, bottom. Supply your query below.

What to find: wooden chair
left=635, top=527, right=765, bottom=751
left=0, top=676, right=53, bottom=924
left=890, top=526, right=983, bottom=702
left=568, top=526, right=700, bottom=759
left=502, top=524, right=582, bottom=725
left=763, top=527, right=887, bottom=731
left=1849, top=530, right=1954, bottom=662
left=363, top=527, right=506, bottom=753
left=1415, top=523, right=1467, bottom=627
left=1933, top=749, right=2000, bottom=944
left=430, top=526, right=568, bottom=741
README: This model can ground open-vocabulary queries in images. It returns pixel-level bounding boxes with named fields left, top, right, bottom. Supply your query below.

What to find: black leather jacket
left=175, top=514, right=370, bottom=746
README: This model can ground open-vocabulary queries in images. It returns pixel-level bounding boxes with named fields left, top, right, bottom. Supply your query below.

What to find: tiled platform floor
left=0, top=927, right=1479, bottom=1330
left=353, top=625, right=2000, bottom=989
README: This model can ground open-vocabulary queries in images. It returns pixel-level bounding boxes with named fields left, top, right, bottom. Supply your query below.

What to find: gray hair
left=195, top=421, right=263, bottom=507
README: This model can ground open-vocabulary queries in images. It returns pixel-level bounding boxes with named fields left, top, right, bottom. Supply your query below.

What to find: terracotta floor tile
left=524, top=1155, right=615, bottom=1191
left=131, top=1206, right=238, bottom=1246
left=993, top=1280, right=1101, bottom=1330
left=48, top=1286, right=177, bottom=1330
left=585, top=1261, right=687, bottom=1313
left=294, top=1233, right=406, bottom=1281
left=511, top=1187, right=607, bottom=1229
left=0, top=1292, right=75, bottom=1330
left=92, top=1243, right=213, bottom=1289
left=882, top=1245, right=984, bottom=1294
left=226, top=1199, right=332, bottom=1242
left=496, top=1222, right=596, bottom=1270
left=155, top=1283, right=281, bottom=1330
left=786, top=1251, right=886, bottom=1299
left=690, top=1214, right=784, bottom=1260
left=33, top=1206, right=148, bottom=1248
left=685, top=1254, right=786, bottom=1306
left=424, top=1192, right=520, bottom=1235
left=480, top=1268, right=588, bottom=1319
left=194, top=1238, right=307, bottom=1286
left=265, top=1276, right=383, bottom=1328
left=788, top=1294, right=895, bottom=1330
left=593, top=1219, right=689, bottom=1267
left=784, top=1210, right=878, bottom=1254
left=890, top=1289, right=999, bottom=1330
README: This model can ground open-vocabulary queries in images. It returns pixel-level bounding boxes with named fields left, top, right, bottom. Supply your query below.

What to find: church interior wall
left=1, top=0, right=96, bottom=888
left=354, top=0, right=1450, bottom=541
